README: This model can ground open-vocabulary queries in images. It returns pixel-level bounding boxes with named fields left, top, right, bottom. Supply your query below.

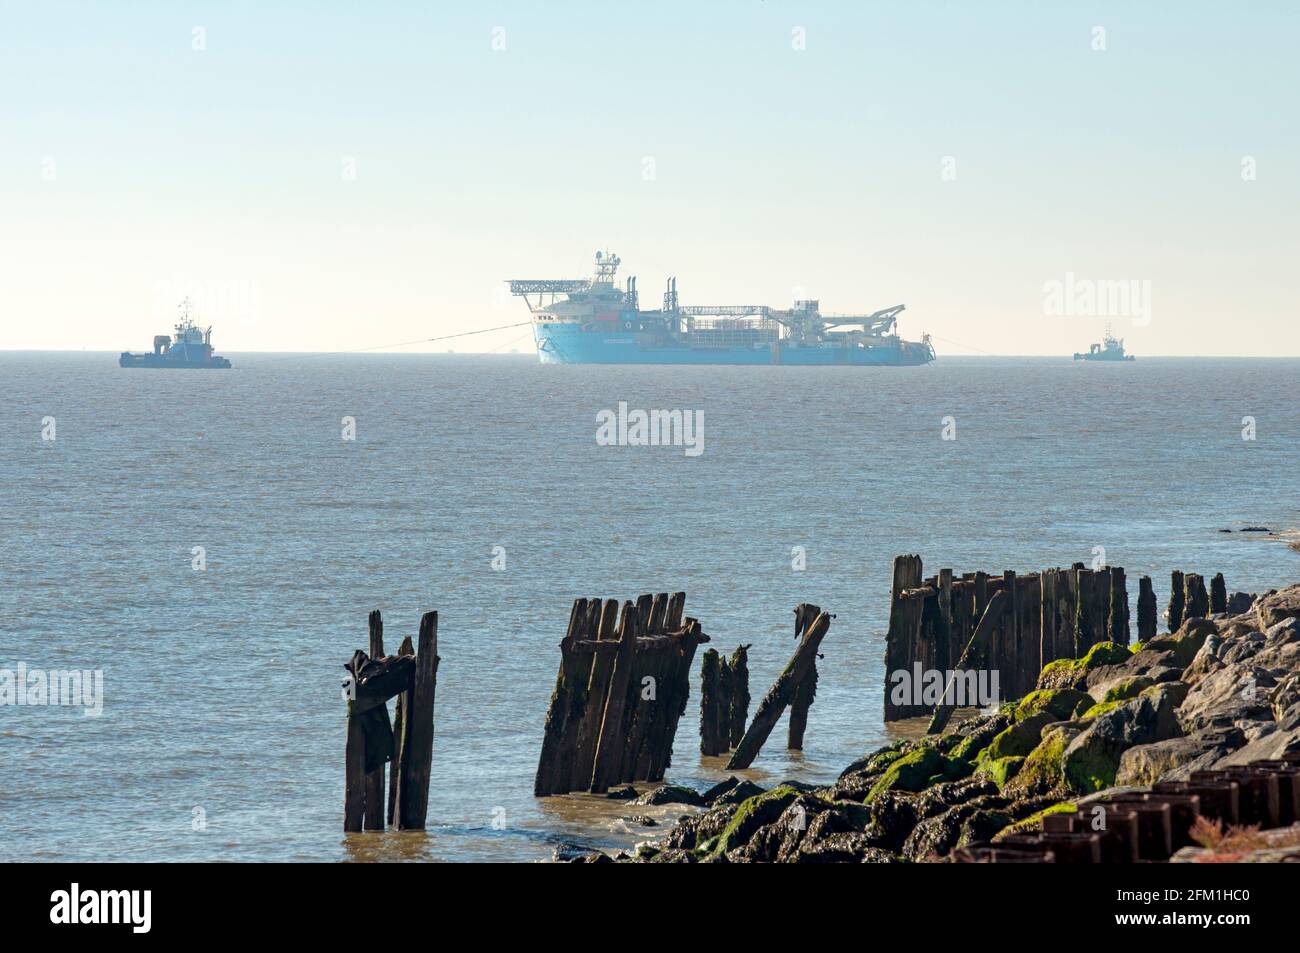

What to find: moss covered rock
left=1002, top=723, right=1081, bottom=798
left=866, top=747, right=971, bottom=801
left=1091, top=675, right=1155, bottom=705
left=1009, top=688, right=1093, bottom=723
left=978, top=711, right=1056, bottom=763
left=975, top=755, right=1025, bottom=789
left=1036, top=642, right=1134, bottom=690
left=710, top=785, right=802, bottom=856
left=992, top=800, right=1077, bottom=840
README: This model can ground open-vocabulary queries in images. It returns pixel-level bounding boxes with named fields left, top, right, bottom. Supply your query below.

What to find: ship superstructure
left=510, top=251, right=935, bottom=366
left=119, top=299, right=232, bottom=369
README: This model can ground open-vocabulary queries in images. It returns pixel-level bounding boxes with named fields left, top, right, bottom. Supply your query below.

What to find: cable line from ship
left=286, top=321, right=535, bottom=359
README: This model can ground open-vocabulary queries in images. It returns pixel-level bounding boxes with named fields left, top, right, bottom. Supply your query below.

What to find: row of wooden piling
left=886, top=557, right=1240, bottom=722
left=533, top=592, right=708, bottom=796
left=956, top=754, right=1300, bottom=863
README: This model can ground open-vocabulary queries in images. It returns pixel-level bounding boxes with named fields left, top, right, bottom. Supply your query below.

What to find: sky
left=2, top=1, right=1297, bottom=355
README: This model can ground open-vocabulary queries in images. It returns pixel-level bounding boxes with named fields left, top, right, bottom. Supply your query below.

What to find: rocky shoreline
left=559, top=583, right=1300, bottom=863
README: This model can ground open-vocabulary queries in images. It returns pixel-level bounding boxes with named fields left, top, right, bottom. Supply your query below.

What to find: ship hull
left=534, top=323, right=933, bottom=366
left=119, top=352, right=232, bottom=369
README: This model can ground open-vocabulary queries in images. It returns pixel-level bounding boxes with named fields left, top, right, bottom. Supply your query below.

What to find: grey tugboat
left=119, top=299, right=233, bottom=369
left=1074, top=326, right=1135, bottom=362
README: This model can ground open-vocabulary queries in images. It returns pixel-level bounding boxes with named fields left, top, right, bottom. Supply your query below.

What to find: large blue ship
left=510, top=252, right=935, bottom=366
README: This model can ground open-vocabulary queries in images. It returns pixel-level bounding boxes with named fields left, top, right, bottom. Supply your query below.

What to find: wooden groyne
left=885, top=556, right=1243, bottom=722
left=343, top=610, right=439, bottom=832
left=534, top=592, right=708, bottom=796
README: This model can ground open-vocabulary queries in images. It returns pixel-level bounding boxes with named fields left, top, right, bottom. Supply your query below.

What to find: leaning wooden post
left=1184, top=573, right=1208, bottom=621
left=726, top=610, right=832, bottom=770
left=787, top=603, right=820, bottom=750
left=1167, top=570, right=1185, bottom=632
left=927, top=589, right=1008, bottom=735
left=395, top=611, right=438, bottom=830
left=1137, top=576, right=1156, bottom=644
left=1210, top=573, right=1227, bottom=615
left=727, top=644, right=751, bottom=749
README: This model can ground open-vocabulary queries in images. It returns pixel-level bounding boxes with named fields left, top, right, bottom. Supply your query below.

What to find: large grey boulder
left=1115, top=726, right=1246, bottom=784
left=1177, top=662, right=1276, bottom=734
left=1255, top=585, right=1300, bottom=630
left=1211, top=704, right=1300, bottom=767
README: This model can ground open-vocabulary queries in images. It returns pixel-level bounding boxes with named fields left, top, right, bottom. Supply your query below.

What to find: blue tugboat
left=119, top=299, right=232, bottom=369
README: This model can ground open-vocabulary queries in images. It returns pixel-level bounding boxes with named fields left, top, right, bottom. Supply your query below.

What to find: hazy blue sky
left=3, top=1, right=1297, bottom=354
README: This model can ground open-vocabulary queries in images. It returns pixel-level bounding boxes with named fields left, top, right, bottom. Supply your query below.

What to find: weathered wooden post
left=388, top=634, right=413, bottom=825
left=1210, top=573, right=1227, bottom=615
left=699, top=649, right=726, bottom=756
left=1108, top=567, right=1129, bottom=645
left=1137, top=576, right=1157, bottom=643
left=727, top=610, right=833, bottom=770
left=590, top=603, right=639, bottom=793
left=363, top=610, right=386, bottom=831
left=727, top=644, right=750, bottom=749
left=1184, top=573, right=1209, bottom=621
left=570, top=599, right=620, bottom=792
left=788, top=603, right=820, bottom=750
left=534, top=600, right=590, bottom=797
left=884, top=555, right=923, bottom=720
left=928, top=590, right=1007, bottom=735
left=395, top=611, right=439, bottom=830
left=1167, top=570, right=1185, bottom=632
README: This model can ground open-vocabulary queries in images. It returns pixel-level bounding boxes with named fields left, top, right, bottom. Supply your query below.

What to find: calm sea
left=1, top=353, right=1296, bottom=862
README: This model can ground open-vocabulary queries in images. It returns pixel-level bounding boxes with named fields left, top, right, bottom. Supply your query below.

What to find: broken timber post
left=787, top=603, right=820, bottom=750
left=1109, top=567, right=1129, bottom=646
left=927, top=589, right=1008, bottom=735
left=395, top=611, right=439, bottom=830
left=590, top=603, right=639, bottom=793
left=1137, top=576, right=1157, bottom=644
left=1210, top=573, right=1227, bottom=615
left=1167, top=570, right=1185, bottom=632
left=727, top=644, right=750, bottom=749
left=1184, top=573, right=1209, bottom=621
left=726, top=610, right=832, bottom=770
left=699, top=648, right=726, bottom=756
left=533, top=599, right=590, bottom=797
left=363, top=610, right=386, bottom=831
left=388, top=634, right=414, bottom=826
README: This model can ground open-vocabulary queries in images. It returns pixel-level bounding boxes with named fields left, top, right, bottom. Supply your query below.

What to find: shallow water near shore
left=1, top=353, right=1297, bottom=862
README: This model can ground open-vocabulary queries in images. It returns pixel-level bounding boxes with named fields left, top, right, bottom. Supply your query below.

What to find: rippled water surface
left=1, top=353, right=1296, bottom=861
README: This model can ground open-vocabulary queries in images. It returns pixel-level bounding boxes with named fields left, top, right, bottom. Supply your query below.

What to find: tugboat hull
left=119, top=353, right=232, bottom=369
